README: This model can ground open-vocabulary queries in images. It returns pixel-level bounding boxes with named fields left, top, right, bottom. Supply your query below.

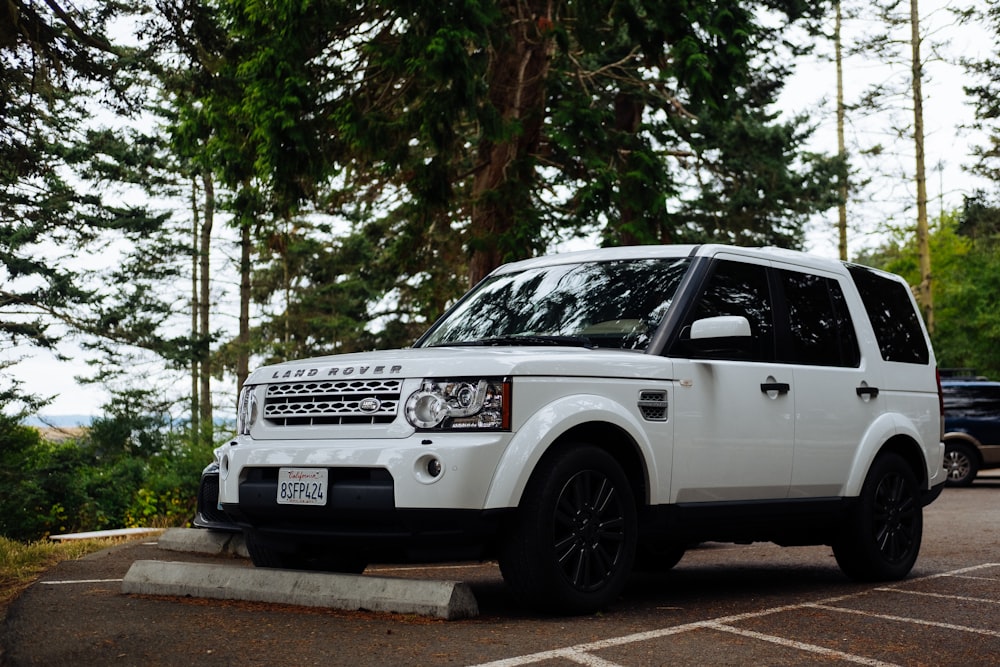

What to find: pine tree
left=0, top=0, right=166, bottom=408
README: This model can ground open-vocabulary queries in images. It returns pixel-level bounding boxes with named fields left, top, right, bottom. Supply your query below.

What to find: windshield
left=418, top=257, right=693, bottom=351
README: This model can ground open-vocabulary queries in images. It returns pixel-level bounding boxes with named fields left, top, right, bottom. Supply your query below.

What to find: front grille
left=264, top=379, right=402, bottom=426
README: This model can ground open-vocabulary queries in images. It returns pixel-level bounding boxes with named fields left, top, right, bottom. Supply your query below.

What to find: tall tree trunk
left=910, top=0, right=933, bottom=332
left=468, top=0, right=554, bottom=286
left=190, top=178, right=200, bottom=439
left=612, top=91, right=645, bottom=246
left=199, top=172, right=215, bottom=439
left=836, top=1, right=849, bottom=262
left=237, top=205, right=252, bottom=394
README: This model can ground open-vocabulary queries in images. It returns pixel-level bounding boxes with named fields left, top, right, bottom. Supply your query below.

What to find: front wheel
left=833, top=451, right=923, bottom=581
left=498, top=444, right=637, bottom=614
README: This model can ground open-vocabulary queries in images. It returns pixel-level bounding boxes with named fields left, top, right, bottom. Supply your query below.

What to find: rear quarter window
left=847, top=265, right=929, bottom=364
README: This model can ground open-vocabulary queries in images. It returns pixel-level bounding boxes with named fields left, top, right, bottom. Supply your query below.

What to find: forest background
left=3, top=0, right=1000, bottom=540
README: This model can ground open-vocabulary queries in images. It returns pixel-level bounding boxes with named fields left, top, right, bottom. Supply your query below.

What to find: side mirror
left=690, top=315, right=751, bottom=340
left=681, top=315, right=753, bottom=357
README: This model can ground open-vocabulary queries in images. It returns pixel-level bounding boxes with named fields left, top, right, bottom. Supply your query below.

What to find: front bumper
left=218, top=432, right=512, bottom=509
left=193, top=462, right=240, bottom=532
left=216, top=432, right=514, bottom=554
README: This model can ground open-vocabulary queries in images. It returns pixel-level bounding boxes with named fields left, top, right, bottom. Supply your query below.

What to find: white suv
left=218, top=244, right=945, bottom=614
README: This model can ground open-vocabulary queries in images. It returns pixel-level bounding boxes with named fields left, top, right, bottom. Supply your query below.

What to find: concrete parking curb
left=121, top=560, right=479, bottom=620
left=156, top=527, right=248, bottom=558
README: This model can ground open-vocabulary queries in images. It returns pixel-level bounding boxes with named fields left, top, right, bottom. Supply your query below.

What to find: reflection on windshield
left=419, top=257, right=692, bottom=351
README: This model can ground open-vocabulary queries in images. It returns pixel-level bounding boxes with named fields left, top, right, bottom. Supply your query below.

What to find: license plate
left=276, top=468, right=328, bottom=506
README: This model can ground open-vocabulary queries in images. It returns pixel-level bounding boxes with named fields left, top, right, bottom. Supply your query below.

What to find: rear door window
left=778, top=270, right=860, bottom=367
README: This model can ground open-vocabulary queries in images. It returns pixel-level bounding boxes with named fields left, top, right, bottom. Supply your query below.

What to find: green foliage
left=858, top=199, right=1000, bottom=380
left=4, top=1, right=846, bottom=433
left=962, top=4, right=1000, bottom=185
left=201, top=0, right=842, bottom=364
left=0, top=410, right=214, bottom=542
left=1, top=1, right=182, bottom=408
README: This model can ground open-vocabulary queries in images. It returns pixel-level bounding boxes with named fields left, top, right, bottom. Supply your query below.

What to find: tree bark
left=612, top=91, right=645, bottom=246
left=910, top=0, right=933, bottom=332
left=238, top=208, right=252, bottom=395
left=836, top=1, right=849, bottom=262
left=468, top=0, right=554, bottom=286
left=190, top=178, right=200, bottom=439
left=199, top=172, right=214, bottom=438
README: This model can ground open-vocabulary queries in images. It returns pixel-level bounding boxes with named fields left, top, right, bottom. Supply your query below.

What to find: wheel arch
left=539, top=423, right=648, bottom=506
left=482, top=396, right=656, bottom=510
left=876, top=434, right=930, bottom=489
left=844, top=411, right=938, bottom=498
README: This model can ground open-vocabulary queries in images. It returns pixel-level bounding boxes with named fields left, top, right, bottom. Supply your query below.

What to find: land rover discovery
left=216, top=244, right=945, bottom=614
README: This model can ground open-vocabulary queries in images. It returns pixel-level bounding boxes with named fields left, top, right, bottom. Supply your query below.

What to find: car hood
left=246, top=346, right=674, bottom=384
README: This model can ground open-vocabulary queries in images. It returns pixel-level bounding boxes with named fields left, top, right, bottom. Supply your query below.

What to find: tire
left=498, top=444, right=637, bottom=614
left=634, top=540, right=686, bottom=572
left=245, top=530, right=367, bottom=574
left=833, top=451, right=923, bottom=582
left=943, top=441, right=979, bottom=487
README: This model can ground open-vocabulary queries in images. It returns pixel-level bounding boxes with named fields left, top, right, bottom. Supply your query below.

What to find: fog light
left=414, top=454, right=446, bottom=484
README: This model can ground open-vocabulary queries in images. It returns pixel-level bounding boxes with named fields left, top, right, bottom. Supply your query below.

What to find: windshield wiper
left=433, top=335, right=597, bottom=349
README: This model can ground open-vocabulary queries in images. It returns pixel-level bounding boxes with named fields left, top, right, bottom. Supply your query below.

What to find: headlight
left=405, top=378, right=511, bottom=431
left=236, top=384, right=258, bottom=435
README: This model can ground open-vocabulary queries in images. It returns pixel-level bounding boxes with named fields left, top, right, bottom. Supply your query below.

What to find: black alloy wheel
left=499, top=444, right=638, bottom=614
left=834, top=451, right=923, bottom=581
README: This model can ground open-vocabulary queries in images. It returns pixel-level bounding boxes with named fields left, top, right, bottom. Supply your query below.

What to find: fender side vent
left=638, top=390, right=668, bottom=422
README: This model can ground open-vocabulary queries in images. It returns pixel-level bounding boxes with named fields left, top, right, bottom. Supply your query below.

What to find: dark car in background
left=941, top=379, right=1000, bottom=486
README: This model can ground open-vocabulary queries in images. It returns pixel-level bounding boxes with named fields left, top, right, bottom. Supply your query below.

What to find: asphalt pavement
left=2, top=473, right=999, bottom=666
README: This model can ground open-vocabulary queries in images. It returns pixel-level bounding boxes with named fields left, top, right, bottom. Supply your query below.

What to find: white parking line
left=873, top=586, right=1000, bottom=606
left=915, top=562, right=1000, bottom=579
left=468, top=564, right=1000, bottom=667
left=40, top=578, right=124, bottom=585
left=468, top=600, right=883, bottom=667
left=808, top=603, right=1000, bottom=638
left=703, top=622, right=900, bottom=667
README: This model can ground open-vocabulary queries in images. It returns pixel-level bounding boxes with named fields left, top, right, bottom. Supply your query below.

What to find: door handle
left=856, top=386, right=880, bottom=398
left=760, top=382, right=790, bottom=394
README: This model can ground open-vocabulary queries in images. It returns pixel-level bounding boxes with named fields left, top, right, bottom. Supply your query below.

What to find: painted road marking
left=873, top=586, right=1000, bottom=606
left=808, top=603, right=1000, bottom=638
left=40, top=578, right=124, bottom=585
left=469, top=563, right=1000, bottom=667
left=468, top=599, right=897, bottom=667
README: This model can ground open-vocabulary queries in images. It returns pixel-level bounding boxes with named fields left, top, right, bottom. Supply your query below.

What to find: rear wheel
left=833, top=451, right=922, bottom=581
left=245, top=530, right=367, bottom=573
left=943, top=441, right=979, bottom=487
left=498, top=444, right=637, bottom=614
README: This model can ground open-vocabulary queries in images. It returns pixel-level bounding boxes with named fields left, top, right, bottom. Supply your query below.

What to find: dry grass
left=0, top=536, right=123, bottom=608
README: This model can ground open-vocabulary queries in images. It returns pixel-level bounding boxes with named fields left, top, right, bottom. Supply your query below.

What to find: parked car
left=941, top=379, right=1000, bottom=486
left=214, top=244, right=945, bottom=614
